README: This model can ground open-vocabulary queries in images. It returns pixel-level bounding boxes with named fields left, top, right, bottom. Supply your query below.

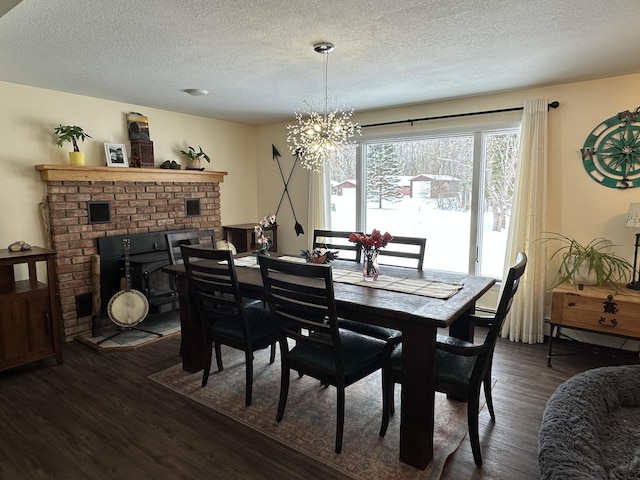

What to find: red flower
left=348, top=229, right=393, bottom=252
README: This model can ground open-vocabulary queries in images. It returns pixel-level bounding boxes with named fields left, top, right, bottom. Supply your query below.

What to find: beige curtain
left=500, top=98, right=549, bottom=344
left=307, top=165, right=331, bottom=247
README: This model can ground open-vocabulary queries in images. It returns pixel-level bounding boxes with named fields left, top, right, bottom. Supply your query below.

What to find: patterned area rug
left=149, top=345, right=488, bottom=480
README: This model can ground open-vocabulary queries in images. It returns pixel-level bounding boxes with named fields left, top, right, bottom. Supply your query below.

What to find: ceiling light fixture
left=184, top=88, right=209, bottom=96
left=286, top=42, right=361, bottom=172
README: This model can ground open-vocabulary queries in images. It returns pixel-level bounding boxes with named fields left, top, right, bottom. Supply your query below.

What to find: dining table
left=164, top=252, right=496, bottom=470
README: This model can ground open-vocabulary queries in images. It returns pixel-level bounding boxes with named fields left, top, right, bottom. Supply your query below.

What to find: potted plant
left=179, top=145, right=210, bottom=170
left=53, top=125, right=92, bottom=166
left=542, top=233, right=633, bottom=289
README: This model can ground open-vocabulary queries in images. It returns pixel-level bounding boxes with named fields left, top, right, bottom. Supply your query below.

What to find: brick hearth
left=36, top=164, right=227, bottom=340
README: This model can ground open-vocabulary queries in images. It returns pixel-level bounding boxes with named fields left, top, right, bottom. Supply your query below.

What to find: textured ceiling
left=2, top=0, right=640, bottom=125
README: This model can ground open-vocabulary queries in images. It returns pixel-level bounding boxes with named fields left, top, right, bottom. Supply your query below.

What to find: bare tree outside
left=484, top=132, right=520, bottom=231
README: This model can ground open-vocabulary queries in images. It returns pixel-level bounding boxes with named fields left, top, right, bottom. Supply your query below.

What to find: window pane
left=479, top=130, right=520, bottom=278
left=364, top=137, right=473, bottom=274
left=329, top=149, right=357, bottom=230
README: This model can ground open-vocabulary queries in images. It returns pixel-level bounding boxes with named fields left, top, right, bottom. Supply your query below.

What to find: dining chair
left=258, top=255, right=387, bottom=453
left=339, top=235, right=427, bottom=341
left=379, top=251, right=527, bottom=466
left=376, top=235, right=426, bottom=270
left=312, top=229, right=363, bottom=263
left=181, top=246, right=278, bottom=406
left=165, top=229, right=216, bottom=266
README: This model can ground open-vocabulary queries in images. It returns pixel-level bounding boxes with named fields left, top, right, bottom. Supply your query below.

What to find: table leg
left=400, top=323, right=436, bottom=469
left=176, top=275, right=207, bottom=373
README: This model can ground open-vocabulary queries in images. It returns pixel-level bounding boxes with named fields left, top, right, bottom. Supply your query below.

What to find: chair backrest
left=377, top=235, right=426, bottom=270
left=258, top=256, right=343, bottom=374
left=180, top=246, right=247, bottom=336
left=313, top=229, right=363, bottom=263
left=484, top=251, right=527, bottom=348
left=165, top=229, right=216, bottom=265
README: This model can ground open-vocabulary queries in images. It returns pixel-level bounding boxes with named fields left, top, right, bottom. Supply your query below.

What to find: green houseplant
left=543, top=233, right=633, bottom=289
left=53, top=125, right=92, bottom=165
left=179, top=145, right=210, bottom=170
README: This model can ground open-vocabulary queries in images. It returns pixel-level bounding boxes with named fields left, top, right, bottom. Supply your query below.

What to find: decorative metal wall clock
left=581, top=106, right=640, bottom=189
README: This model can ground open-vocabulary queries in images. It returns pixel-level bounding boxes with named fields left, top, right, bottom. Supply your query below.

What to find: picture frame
left=126, top=112, right=151, bottom=141
left=104, top=143, right=129, bottom=167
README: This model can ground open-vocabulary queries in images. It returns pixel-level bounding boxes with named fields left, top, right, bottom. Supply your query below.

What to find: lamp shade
left=626, top=203, right=640, bottom=227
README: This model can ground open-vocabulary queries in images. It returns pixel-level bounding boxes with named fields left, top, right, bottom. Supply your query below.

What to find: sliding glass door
left=328, top=126, right=520, bottom=279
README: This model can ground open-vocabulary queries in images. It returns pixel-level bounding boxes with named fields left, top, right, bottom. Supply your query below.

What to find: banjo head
left=108, top=289, right=149, bottom=327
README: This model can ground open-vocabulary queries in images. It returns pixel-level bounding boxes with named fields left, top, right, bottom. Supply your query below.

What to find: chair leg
left=379, top=372, right=392, bottom=437
left=484, top=376, right=495, bottom=422
left=214, top=341, right=223, bottom=371
left=244, top=350, right=253, bottom=406
left=269, top=343, right=276, bottom=364
left=276, top=363, right=290, bottom=422
left=467, top=388, right=483, bottom=466
left=390, top=383, right=395, bottom=415
left=336, top=386, right=345, bottom=454
left=483, top=364, right=495, bottom=422
left=201, top=338, right=213, bottom=387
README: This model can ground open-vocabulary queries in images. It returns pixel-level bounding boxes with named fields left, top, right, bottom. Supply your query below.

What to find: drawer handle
left=568, top=302, right=576, bottom=306
left=598, top=316, right=617, bottom=328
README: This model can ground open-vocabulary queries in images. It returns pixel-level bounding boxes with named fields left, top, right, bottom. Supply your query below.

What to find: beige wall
left=0, top=80, right=260, bottom=251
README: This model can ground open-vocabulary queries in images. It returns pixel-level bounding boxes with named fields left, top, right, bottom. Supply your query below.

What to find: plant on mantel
left=53, top=124, right=92, bottom=166
left=179, top=145, right=210, bottom=170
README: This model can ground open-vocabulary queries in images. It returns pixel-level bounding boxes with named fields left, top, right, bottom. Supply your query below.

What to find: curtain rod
left=361, top=100, right=560, bottom=129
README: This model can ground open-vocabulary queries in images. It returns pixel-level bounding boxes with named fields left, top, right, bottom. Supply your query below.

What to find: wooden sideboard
left=222, top=223, right=278, bottom=253
left=0, top=247, right=63, bottom=371
left=548, top=283, right=640, bottom=366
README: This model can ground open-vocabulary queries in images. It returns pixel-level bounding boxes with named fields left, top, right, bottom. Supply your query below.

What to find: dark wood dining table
left=164, top=253, right=495, bottom=470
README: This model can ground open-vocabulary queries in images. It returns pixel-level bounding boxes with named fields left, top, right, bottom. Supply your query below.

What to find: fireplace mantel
left=35, top=164, right=227, bottom=183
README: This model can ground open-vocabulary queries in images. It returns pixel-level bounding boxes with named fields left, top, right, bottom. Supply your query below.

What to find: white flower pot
left=567, top=256, right=597, bottom=286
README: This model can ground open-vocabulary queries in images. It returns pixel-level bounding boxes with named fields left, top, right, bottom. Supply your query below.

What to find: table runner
left=233, top=255, right=462, bottom=300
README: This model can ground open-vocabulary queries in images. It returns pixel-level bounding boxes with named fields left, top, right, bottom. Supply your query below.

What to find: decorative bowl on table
left=300, top=247, right=339, bottom=264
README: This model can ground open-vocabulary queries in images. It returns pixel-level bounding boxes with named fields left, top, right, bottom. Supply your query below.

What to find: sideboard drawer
left=552, top=285, right=640, bottom=339
left=559, top=295, right=640, bottom=337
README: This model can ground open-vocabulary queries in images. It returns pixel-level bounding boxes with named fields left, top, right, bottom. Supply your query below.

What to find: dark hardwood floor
left=1, top=331, right=638, bottom=480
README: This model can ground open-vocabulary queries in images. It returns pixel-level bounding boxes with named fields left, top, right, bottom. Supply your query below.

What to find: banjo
left=107, top=238, right=149, bottom=328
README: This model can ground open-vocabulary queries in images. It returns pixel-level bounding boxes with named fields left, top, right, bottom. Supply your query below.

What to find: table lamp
left=625, top=202, right=640, bottom=290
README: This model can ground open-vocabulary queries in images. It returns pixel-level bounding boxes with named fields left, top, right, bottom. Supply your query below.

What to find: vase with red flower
left=348, top=229, right=393, bottom=282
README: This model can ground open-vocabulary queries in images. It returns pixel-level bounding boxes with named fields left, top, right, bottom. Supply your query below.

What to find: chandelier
left=286, top=42, right=361, bottom=171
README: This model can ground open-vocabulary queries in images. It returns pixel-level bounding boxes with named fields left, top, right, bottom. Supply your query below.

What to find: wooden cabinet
left=222, top=223, right=278, bottom=253
left=0, top=247, right=62, bottom=371
left=548, top=283, right=640, bottom=366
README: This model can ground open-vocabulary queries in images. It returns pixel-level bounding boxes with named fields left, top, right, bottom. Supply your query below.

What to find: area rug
left=149, top=346, right=489, bottom=480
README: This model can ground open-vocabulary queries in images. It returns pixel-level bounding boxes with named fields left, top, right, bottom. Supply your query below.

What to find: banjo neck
left=123, top=238, right=132, bottom=292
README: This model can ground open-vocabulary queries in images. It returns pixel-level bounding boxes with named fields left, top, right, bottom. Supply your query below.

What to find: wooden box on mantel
left=130, top=140, right=154, bottom=168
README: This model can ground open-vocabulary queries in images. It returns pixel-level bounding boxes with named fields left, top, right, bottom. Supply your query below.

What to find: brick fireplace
left=36, top=164, right=227, bottom=340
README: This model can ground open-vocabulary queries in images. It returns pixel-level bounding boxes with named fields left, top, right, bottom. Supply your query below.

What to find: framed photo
left=126, top=112, right=151, bottom=141
left=104, top=143, right=128, bottom=167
